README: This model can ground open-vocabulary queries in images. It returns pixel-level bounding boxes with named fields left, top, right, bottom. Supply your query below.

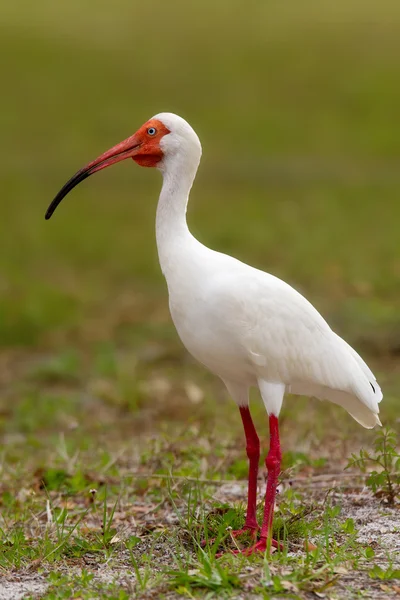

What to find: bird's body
left=153, top=113, right=382, bottom=428
left=163, top=234, right=381, bottom=426
left=47, top=112, right=383, bottom=555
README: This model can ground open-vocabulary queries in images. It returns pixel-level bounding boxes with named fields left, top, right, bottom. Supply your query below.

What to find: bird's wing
left=206, top=259, right=381, bottom=424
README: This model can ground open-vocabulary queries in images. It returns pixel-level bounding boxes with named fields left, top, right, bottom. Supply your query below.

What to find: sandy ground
left=1, top=481, right=398, bottom=600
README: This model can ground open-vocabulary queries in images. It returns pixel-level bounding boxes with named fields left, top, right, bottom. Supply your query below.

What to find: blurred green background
left=0, top=0, right=399, bottom=445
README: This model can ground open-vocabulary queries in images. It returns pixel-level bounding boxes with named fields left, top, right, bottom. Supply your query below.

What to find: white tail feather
left=290, top=335, right=382, bottom=429
left=290, top=381, right=381, bottom=428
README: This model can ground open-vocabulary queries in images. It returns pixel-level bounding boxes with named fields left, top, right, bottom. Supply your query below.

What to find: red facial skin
left=131, top=119, right=170, bottom=167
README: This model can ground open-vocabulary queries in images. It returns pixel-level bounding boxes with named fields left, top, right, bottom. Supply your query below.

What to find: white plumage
left=154, top=112, right=382, bottom=429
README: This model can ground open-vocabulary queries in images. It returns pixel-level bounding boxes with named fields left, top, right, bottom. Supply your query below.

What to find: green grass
left=0, top=0, right=399, bottom=597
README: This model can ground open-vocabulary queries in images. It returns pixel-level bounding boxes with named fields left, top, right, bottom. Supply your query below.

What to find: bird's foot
left=230, top=525, right=260, bottom=539
left=217, top=535, right=284, bottom=558
left=201, top=524, right=259, bottom=548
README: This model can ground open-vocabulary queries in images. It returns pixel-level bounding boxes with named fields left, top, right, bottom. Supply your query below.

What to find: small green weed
left=347, top=428, right=400, bottom=504
left=273, top=488, right=318, bottom=543
left=169, top=547, right=242, bottom=594
left=126, top=535, right=164, bottom=593
left=38, top=468, right=91, bottom=493
left=369, top=563, right=400, bottom=581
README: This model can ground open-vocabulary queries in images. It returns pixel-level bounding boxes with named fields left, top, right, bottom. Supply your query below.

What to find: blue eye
left=147, top=127, right=157, bottom=136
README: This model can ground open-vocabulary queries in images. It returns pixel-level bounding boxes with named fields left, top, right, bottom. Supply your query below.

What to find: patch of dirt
left=0, top=575, right=48, bottom=600
left=333, top=493, right=400, bottom=600
left=339, top=493, right=400, bottom=552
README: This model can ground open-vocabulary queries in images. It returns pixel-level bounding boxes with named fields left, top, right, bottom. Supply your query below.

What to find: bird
left=46, top=112, right=383, bottom=555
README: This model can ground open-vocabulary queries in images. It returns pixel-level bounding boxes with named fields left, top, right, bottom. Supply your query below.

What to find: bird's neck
left=155, top=157, right=199, bottom=277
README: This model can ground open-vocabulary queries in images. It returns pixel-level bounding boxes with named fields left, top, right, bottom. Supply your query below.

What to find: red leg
left=203, top=405, right=260, bottom=551
left=233, top=414, right=282, bottom=555
left=231, top=406, right=260, bottom=535
left=259, top=415, right=282, bottom=545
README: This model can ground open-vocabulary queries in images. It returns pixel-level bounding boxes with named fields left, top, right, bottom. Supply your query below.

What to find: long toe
left=201, top=524, right=259, bottom=548
left=230, top=536, right=284, bottom=556
left=230, top=525, right=259, bottom=539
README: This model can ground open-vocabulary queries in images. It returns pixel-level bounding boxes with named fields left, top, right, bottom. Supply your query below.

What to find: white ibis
left=46, top=113, right=383, bottom=555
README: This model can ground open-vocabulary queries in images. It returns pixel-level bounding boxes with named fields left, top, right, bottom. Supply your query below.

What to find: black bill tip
left=45, top=169, right=90, bottom=220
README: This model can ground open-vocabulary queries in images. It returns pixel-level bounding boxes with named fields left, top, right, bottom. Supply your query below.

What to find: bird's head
left=45, top=112, right=202, bottom=220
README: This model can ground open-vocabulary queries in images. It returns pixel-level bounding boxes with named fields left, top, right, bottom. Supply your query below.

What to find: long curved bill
left=45, top=134, right=141, bottom=220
